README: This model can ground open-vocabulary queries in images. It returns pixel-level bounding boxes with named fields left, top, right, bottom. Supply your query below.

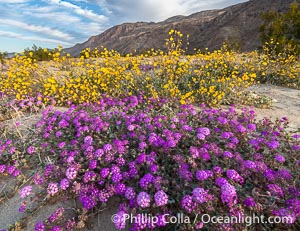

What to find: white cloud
left=24, top=11, right=82, bottom=24
left=75, top=22, right=104, bottom=35
left=23, top=5, right=58, bottom=13
left=0, top=30, right=72, bottom=45
left=95, top=0, right=248, bottom=22
left=21, top=4, right=106, bottom=39
left=95, top=0, right=182, bottom=22
left=0, top=19, right=74, bottom=40
left=49, top=0, right=108, bottom=23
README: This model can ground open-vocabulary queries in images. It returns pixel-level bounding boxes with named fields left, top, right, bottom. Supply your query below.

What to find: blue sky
left=0, top=0, right=248, bottom=52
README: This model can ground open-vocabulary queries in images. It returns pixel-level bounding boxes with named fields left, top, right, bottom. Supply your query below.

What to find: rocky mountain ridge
left=65, top=0, right=295, bottom=56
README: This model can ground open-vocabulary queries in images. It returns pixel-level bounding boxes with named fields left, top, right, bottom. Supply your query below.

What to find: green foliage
left=23, top=45, right=57, bottom=61
left=0, top=51, right=8, bottom=64
left=260, top=1, right=300, bottom=56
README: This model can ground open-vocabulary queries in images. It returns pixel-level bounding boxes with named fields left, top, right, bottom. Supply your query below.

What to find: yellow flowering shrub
left=0, top=30, right=298, bottom=106
left=0, top=54, right=39, bottom=99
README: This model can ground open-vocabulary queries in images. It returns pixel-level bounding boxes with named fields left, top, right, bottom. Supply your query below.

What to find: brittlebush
left=0, top=30, right=298, bottom=106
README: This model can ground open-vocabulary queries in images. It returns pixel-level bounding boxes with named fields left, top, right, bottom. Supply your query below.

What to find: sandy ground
left=248, top=84, right=300, bottom=131
left=0, top=84, right=299, bottom=230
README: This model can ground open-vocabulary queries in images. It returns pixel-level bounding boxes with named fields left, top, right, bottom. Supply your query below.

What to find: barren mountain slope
left=65, top=0, right=295, bottom=56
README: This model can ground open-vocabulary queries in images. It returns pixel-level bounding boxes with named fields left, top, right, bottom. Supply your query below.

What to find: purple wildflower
left=223, top=151, right=233, bottom=158
left=178, top=164, right=193, bottom=181
left=35, top=222, right=45, bottom=231
left=244, top=197, right=256, bottom=207
left=226, top=169, right=244, bottom=184
left=80, top=196, right=96, bottom=210
left=197, top=127, right=210, bottom=136
left=12, top=169, right=21, bottom=177
left=264, top=169, right=276, bottom=181
left=6, top=165, right=16, bottom=175
left=84, top=136, right=93, bottom=145
left=20, top=186, right=32, bottom=198
left=27, top=146, right=35, bottom=154
left=138, top=142, right=147, bottom=150
left=103, top=143, right=113, bottom=152
left=9, top=147, right=16, bottom=154
left=236, top=124, right=246, bottom=133
left=111, top=172, right=123, bottom=183
left=83, top=171, right=96, bottom=183
left=48, top=207, right=65, bottom=223
left=292, top=134, right=300, bottom=139
left=149, top=164, right=158, bottom=173
left=127, top=124, right=135, bottom=131
left=272, top=208, right=296, bottom=224
left=47, top=182, right=59, bottom=196
left=221, top=183, right=238, bottom=206
left=197, top=133, right=205, bottom=140
left=55, top=131, right=62, bottom=138
left=247, top=123, right=256, bottom=131
left=115, top=183, right=126, bottom=195
left=267, top=184, right=284, bottom=197
left=57, top=142, right=65, bottom=149
left=136, top=153, right=147, bottom=164
left=137, top=192, right=151, bottom=208
left=156, top=214, right=168, bottom=227
left=89, top=159, right=97, bottom=169
left=181, top=195, right=197, bottom=213
left=140, top=173, right=154, bottom=190
left=125, top=187, right=136, bottom=200
left=213, top=166, right=223, bottom=175
left=196, top=170, right=209, bottom=181
left=215, top=177, right=228, bottom=187
left=244, top=160, right=257, bottom=169
left=221, top=132, right=232, bottom=139
left=51, top=226, right=63, bottom=231
left=189, top=146, right=199, bottom=158
left=100, top=168, right=110, bottom=178
left=0, top=164, right=6, bottom=173
left=19, top=202, right=26, bottom=213
left=192, top=188, right=209, bottom=204
left=94, top=148, right=104, bottom=158
left=154, top=190, right=168, bottom=206
left=60, top=178, right=70, bottom=190
left=66, top=167, right=77, bottom=180
left=277, top=169, right=291, bottom=180
left=268, top=140, right=280, bottom=149
left=33, top=173, right=45, bottom=185
left=274, top=154, right=285, bottom=163
left=114, top=211, right=127, bottom=230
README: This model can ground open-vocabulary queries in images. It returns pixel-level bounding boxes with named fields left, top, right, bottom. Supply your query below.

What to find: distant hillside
left=65, top=0, right=295, bottom=56
left=7, top=52, right=17, bottom=58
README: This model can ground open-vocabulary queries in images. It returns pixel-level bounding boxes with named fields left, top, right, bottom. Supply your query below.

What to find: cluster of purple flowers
left=154, top=190, right=169, bottom=206
left=20, top=186, right=32, bottom=198
left=47, top=183, right=59, bottom=196
left=226, top=169, right=244, bottom=184
left=181, top=195, right=197, bottom=213
left=137, top=192, right=151, bottom=208
left=48, top=207, right=65, bottom=223
left=192, top=188, right=210, bottom=204
left=1, top=96, right=297, bottom=230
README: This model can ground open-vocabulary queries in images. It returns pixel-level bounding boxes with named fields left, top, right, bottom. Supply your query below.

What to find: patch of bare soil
left=248, top=84, right=300, bottom=131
